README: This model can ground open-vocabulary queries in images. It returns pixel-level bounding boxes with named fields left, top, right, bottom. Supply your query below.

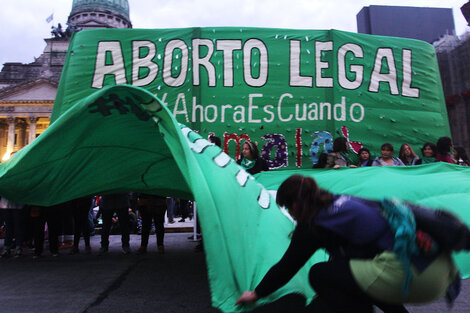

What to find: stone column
left=28, top=116, right=39, bottom=144
left=6, top=117, right=15, bottom=155
left=18, top=118, right=27, bottom=147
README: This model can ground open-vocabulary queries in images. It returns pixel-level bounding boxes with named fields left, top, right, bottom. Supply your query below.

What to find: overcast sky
left=0, top=0, right=469, bottom=69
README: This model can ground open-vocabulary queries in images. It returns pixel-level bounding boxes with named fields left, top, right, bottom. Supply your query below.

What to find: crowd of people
left=318, top=136, right=469, bottom=169
left=0, top=193, right=194, bottom=259
left=1, top=135, right=468, bottom=259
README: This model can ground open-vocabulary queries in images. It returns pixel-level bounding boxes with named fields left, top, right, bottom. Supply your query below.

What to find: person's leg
left=167, top=198, right=175, bottom=223
left=72, top=206, right=81, bottom=251
left=116, top=207, right=130, bottom=249
left=100, top=209, right=113, bottom=251
left=79, top=205, right=91, bottom=251
left=45, top=206, right=61, bottom=255
left=309, top=259, right=375, bottom=313
left=309, top=259, right=410, bottom=313
left=21, top=205, right=33, bottom=249
left=2, top=210, right=14, bottom=255
left=154, top=205, right=165, bottom=248
left=87, top=206, right=95, bottom=236
left=12, top=209, right=23, bottom=255
left=139, top=206, right=151, bottom=250
left=32, top=213, right=45, bottom=257
left=62, top=204, right=74, bottom=249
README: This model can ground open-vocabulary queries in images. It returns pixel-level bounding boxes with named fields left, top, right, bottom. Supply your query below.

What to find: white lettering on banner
left=350, top=103, right=365, bottom=122
left=90, top=38, right=420, bottom=98
left=290, top=40, right=313, bottom=87
left=315, top=41, right=334, bottom=88
left=192, top=39, right=216, bottom=86
left=192, top=96, right=203, bottom=122
left=401, top=49, right=420, bottom=98
left=369, top=48, right=399, bottom=95
left=92, top=41, right=127, bottom=88
left=337, top=43, right=363, bottom=90
left=221, top=104, right=233, bottom=123
left=216, top=40, right=242, bottom=87
left=132, top=41, right=158, bottom=87
left=243, top=39, right=268, bottom=87
left=263, top=105, right=275, bottom=123
left=169, top=93, right=365, bottom=124
left=248, top=94, right=263, bottom=123
left=173, top=93, right=189, bottom=122
left=233, top=105, right=245, bottom=123
left=278, top=93, right=294, bottom=122
left=163, top=39, right=188, bottom=87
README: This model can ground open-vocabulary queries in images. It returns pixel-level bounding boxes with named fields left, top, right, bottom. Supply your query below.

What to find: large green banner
left=0, top=85, right=468, bottom=312
left=53, top=28, right=450, bottom=169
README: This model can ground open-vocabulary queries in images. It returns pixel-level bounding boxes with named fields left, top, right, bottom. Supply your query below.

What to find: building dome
left=68, top=0, right=132, bottom=29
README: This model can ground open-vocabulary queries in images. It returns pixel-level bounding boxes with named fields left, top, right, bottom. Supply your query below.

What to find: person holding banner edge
left=236, top=175, right=459, bottom=313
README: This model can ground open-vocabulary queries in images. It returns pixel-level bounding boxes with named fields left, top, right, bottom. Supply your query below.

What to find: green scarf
left=421, top=156, right=435, bottom=164
left=240, top=158, right=255, bottom=170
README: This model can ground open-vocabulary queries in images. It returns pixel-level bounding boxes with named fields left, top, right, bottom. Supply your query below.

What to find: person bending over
left=236, top=175, right=458, bottom=313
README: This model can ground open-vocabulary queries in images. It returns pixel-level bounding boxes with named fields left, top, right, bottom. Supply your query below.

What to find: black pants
left=140, top=204, right=166, bottom=247
left=33, top=206, right=61, bottom=255
left=309, top=259, right=409, bottom=313
left=101, top=207, right=129, bottom=248
left=3, top=209, right=23, bottom=250
left=73, top=205, right=91, bottom=248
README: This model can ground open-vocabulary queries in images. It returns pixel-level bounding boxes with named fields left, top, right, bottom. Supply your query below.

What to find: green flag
left=0, top=85, right=468, bottom=312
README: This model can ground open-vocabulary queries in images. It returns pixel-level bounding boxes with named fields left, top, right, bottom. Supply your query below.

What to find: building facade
left=0, top=0, right=131, bottom=161
left=434, top=33, right=470, bottom=151
left=357, top=5, right=455, bottom=43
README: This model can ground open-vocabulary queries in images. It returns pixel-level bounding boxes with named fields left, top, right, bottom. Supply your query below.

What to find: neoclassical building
left=0, top=0, right=132, bottom=161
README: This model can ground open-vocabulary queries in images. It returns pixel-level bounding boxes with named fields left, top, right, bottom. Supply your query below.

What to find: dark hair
left=421, top=142, right=437, bottom=157
left=381, top=143, right=394, bottom=152
left=332, top=137, right=348, bottom=153
left=358, top=148, right=370, bottom=158
left=276, top=175, right=333, bottom=226
left=243, top=141, right=259, bottom=159
left=436, top=136, right=452, bottom=154
left=209, top=135, right=221, bottom=147
left=454, top=146, right=469, bottom=162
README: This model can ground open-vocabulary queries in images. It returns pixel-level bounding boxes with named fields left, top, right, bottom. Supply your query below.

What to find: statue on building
left=51, top=23, right=65, bottom=39
left=51, top=22, right=81, bottom=39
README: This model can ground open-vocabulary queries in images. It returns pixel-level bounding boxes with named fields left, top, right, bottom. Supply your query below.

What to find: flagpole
left=192, top=202, right=198, bottom=241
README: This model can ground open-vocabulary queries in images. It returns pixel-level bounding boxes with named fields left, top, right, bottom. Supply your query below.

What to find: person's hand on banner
left=235, top=291, right=259, bottom=305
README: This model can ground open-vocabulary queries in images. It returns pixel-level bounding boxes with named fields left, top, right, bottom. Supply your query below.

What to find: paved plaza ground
left=0, top=232, right=468, bottom=313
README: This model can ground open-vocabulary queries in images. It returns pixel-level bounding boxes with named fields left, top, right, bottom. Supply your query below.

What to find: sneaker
left=168, top=220, right=175, bottom=224
left=122, top=247, right=131, bottom=255
left=0, top=249, right=10, bottom=258
left=157, top=245, right=165, bottom=254
left=136, top=246, right=147, bottom=255
left=98, top=247, right=108, bottom=255
left=51, top=252, right=59, bottom=257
